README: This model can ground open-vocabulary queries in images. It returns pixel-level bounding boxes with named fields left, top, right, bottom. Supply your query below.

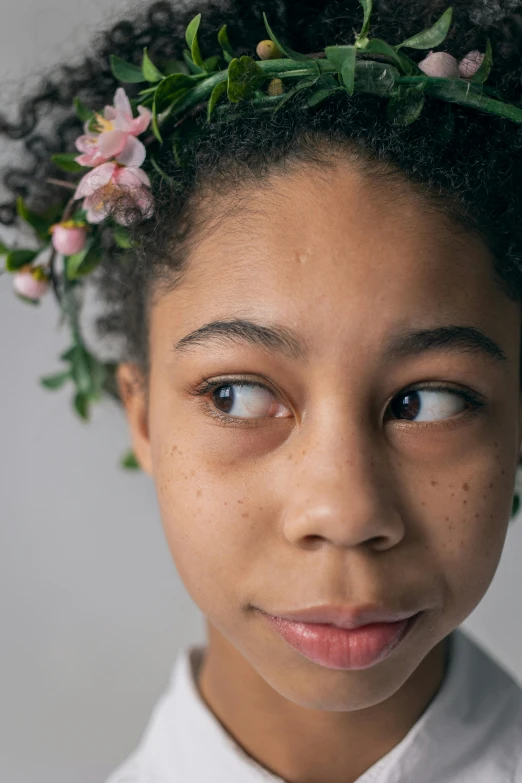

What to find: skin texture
left=117, top=159, right=522, bottom=783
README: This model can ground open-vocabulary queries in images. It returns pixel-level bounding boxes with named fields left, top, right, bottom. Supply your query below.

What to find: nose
left=280, top=416, right=405, bottom=552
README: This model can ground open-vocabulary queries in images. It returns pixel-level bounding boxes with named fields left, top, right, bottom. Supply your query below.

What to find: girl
left=1, top=0, right=522, bottom=780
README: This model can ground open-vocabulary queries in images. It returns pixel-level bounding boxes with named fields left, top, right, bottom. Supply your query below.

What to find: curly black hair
left=1, top=0, right=522, bottom=508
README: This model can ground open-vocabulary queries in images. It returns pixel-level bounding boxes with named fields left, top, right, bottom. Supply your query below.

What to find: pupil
left=213, top=385, right=234, bottom=414
left=390, top=391, right=421, bottom=420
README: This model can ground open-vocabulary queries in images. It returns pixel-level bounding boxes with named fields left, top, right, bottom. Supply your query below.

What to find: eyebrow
left=172, top=318, right=509, bottom=367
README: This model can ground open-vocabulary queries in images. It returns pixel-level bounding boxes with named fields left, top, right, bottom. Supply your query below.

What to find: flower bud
left=417, top=51, right=460, bottom=79
left=458, top=50, right=485, bottom=78
left=49, top=220, right=87, bottom=255
left=267, top=77, right=284, bottom=96
left=256, top=39, right=284, bottom=60
left=13, top=268, right=50, bottom=300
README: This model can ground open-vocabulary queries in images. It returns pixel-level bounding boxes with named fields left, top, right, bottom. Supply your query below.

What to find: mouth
left=256, top=609, right=422, bottom=670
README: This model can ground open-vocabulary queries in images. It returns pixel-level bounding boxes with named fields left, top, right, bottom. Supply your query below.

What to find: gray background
left=0, top=2, right=521, bottom=783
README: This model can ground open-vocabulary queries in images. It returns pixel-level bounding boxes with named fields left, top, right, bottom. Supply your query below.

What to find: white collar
left=105, top=627, right=522, bottom=783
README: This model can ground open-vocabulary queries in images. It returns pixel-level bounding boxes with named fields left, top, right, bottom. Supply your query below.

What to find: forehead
left=152, top=160, right=519, bottom=363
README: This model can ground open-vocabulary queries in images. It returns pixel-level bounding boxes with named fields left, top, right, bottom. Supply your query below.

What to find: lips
left=258, top=610, right=421, bottom=670
left=258, top=604, right=420, bottom=630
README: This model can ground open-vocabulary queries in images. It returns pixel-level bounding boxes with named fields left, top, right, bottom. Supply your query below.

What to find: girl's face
left=119, top=160, right=522, bottom=711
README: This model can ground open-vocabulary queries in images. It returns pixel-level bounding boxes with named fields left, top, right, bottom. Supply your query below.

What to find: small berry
left=256, top=40, right=284, bottom=60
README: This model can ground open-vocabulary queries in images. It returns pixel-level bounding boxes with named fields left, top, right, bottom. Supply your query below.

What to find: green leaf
left=307, top=86, right=344, bottom=107
left=185, top=13, right=205, bottom=68
left=110, top=54, right=145, bottom=83
left=51, top=152, right=88, bottom=174
left=324, top=45, right=357, bottom=95
left=154, top=73, right=197, bottom=113
left=60, top=346, right=77, bottom=363
left=511, top=493, right=520, bottom=519
left=223, top=51, right=234, bottom=64
left=387, top=84, right=426, bottom=125
left=262, top=13, right=314, bottom=61
left=73, top=391, right=90, bottom=421
left=183, top=49, right=205, bottom=74
left=14, top=292, right=40, bottom=305
left=121, top=449, right=141, bottom=470
left=362, top=38, right=416, bottom=74
left=66, top=242, right=102, bottom=278
left=227, top=56, right=266, bottom=102
left=113, top=226, right=134, bottom=249
left=273, top=75, right=320, bottom=112
left=0, top=239, right=9, bottom=254
left=16, top=196, right=53, bottom=241
left=151, top=100, right=163, bottom=143
left=425, top=76, right=522, bottom=123
left=73, top=96, right=94, bottom=122
left=395, top=7, right=453, bottom=51
left=467, top=38, right=492, bottom=85
left=358, top=0, right=373, bottom=42
left=70, top=344, right=94, bottom=397
left=40, top=370, right=72, bottom=390
left=163, top=59, right=190, bottom=75
left=218, top=24, right=235, bottom=57
left=207, top=80, right=228, bottom=120
left=86, top=115, right=100, bottom=133
left=6, top=248, right=38, bottom=271
left=142, top=47, right=165, bottom=82
left=355, top=60, right=400, bottom=96
left=203, top=55, right=222, bottom=73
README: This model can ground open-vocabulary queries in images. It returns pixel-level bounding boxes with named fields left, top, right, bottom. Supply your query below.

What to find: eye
left=196, top=379, right=291, bottom=422
left=191, top=378, right=484, bottom=427
left=387, top=385, right=483, bottom=423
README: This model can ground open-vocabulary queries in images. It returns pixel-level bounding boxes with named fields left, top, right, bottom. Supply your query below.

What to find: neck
left=196, top=623, right=450, bottom=783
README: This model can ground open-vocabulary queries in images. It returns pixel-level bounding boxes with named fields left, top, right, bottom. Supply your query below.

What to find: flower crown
left=2, top=0, right=521, bottom=513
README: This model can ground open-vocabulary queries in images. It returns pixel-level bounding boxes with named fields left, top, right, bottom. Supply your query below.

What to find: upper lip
left=259, top=604, right=421, bottom=630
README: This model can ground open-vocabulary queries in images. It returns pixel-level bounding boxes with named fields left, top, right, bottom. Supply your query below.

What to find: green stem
left=156, top=58, right=338, bottom=135
left=397, top=76, right=522, bottom=123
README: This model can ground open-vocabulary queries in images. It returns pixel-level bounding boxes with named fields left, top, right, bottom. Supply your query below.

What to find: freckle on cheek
left=197, top=489, right=202, bottom=497
left=462, top=483, right=469, bottom=491
left=430, top=480, right=438, bottom=487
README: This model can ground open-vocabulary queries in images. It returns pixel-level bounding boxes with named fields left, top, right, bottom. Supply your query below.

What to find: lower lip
left=258, top=611, right=420, bottom=670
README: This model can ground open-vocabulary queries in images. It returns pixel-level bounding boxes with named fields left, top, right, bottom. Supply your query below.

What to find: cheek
left=427, top=454, right=513, bottom=612
left=153, top=447, right=269, bottom=618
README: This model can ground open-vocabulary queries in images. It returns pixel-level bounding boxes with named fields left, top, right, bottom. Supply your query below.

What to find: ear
left=116, top=363, right=153, bottom=476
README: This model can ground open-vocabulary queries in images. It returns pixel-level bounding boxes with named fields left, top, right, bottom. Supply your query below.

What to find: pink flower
left=417, top=51, right=460, bottom=78
left=74, top=87, right=152, bottom=169
left=458, top=50, right=485, bottom=78
left=49, top=221, right=87, bottom=255
left=74, top=162, right=154, bottom=226
left=13, top=267, right=50, bottom=300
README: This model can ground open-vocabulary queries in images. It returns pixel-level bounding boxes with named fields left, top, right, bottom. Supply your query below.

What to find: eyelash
left=189, top=377, right=486, bottom=429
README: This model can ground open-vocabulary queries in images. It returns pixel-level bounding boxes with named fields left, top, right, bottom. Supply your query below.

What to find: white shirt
left=104, top=627, right=522, bottom=782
